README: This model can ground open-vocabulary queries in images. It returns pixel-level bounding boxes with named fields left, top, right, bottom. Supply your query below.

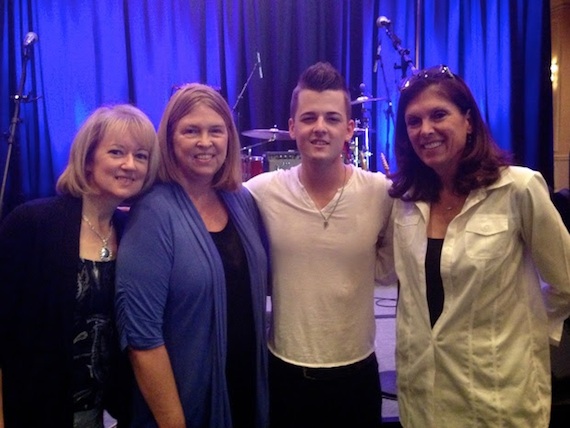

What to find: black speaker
left=264, top=151, right=301, bottom=171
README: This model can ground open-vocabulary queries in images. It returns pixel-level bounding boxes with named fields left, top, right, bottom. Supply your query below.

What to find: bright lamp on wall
left=551, top=58, right=559, bottom=90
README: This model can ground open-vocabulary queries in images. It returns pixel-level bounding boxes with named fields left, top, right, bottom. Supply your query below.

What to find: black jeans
left=269, top=352, right=382, bottom=428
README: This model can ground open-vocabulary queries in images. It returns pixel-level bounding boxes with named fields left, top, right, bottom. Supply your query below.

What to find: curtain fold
left=0, top=0, right=553, bottom=216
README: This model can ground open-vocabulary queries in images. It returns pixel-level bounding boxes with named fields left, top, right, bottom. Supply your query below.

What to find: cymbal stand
left=240, top=137, right=276, bottom=154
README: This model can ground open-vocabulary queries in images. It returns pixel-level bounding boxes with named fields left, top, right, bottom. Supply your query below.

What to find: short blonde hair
left=56, top=104, right=159, bottom=197
left=157, top=83, right=242, bottom=191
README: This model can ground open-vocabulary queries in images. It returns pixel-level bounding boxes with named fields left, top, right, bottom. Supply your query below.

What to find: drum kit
left=240, top=127, right=293, bottom=182
left=240, top=95, right=387, bottom=181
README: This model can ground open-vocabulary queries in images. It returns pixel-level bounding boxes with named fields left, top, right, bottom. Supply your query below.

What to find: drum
left=241, top=155, right=265, bottom=181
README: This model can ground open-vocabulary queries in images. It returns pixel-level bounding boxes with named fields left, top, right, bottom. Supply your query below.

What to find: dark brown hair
left=389, top=65, right=510, bottom=202
left=290, top=62, right=351, bottom=119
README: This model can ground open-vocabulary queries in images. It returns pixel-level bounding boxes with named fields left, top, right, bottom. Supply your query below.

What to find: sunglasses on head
left=399, top=65, right=455, bottom=91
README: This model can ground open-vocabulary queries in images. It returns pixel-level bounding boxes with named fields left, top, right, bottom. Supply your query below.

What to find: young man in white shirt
left=245, top=62, right=395, bottom=427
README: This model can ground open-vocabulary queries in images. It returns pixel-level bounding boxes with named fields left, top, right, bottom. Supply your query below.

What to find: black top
left=210, top=217, right=256, bottom=428
left=73, top=259, right=116, bottom=412
left=425, top=238, right=445, bottom=328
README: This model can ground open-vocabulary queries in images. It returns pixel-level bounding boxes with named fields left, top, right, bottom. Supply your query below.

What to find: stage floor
left=374, top=283, right=400, bottom=424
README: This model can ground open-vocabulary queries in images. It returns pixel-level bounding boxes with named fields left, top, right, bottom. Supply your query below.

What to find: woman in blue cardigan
left=115, top=83, right=270, bottom=428
left=0, top=104, right=159, bottom=427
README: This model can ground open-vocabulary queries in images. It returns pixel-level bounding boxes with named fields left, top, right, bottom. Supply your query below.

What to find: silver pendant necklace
left=318, top=165, right=347, bottom=229
left=82, top=215, right=113, bottom=261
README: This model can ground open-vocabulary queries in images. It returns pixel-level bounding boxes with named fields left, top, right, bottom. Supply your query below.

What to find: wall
left=552, top=0, right=570, bottom=190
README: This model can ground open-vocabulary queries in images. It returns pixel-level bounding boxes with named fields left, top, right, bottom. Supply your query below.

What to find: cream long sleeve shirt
left=393, top=166, right=570, bottom=428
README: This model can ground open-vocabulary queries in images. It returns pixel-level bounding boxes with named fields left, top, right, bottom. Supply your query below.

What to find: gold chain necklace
left=82, top=215, right=113, bottom=261
left=318, top=165, right=347, bottom=229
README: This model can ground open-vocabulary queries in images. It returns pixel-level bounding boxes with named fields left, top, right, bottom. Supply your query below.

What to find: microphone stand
left=0, top=46, right=34, bottom=219
left=232, top=58, right=261, bottom=136
left=376, top=20, right=417, bottom=174
left=379, top=23, right=417, bottom=80
left=378, top=51, right=395, bottom=171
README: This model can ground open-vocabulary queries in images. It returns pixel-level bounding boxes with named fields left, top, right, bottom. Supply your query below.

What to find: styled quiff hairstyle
left=56, top=104, right=159, bottom=197
left=389, top=66, right=510, bottom=202
left=290, top=62, right=352, bottom=119
left=157, top=83, right=242, bottom=191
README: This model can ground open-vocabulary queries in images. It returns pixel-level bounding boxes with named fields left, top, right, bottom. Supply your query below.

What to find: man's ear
left=288, top=117, right=295, bottom=139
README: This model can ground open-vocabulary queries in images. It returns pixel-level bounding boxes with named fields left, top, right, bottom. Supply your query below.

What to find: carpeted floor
left=374, top=283, right=400, bottom=425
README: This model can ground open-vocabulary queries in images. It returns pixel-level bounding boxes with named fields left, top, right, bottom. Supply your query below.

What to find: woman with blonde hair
left=0, top=104, right=159, bottom=427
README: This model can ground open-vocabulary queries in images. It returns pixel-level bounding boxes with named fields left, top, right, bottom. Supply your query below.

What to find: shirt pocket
left=464, top=214, right=509, bottom=259
left=394, top=213, right=421, bottom=248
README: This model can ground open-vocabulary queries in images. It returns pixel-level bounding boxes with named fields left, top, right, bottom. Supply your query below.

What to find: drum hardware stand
left=1, top=32, right=39, bottom=219
left=357, top=121, right=372, bottom=171
left=355, top=84, right=373, bottom=171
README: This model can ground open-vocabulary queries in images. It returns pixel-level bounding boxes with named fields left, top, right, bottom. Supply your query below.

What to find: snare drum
left=241, top=155, right=265, bottom=181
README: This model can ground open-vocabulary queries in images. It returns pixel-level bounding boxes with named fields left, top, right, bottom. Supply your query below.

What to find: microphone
left=376, top=16, right=391, bottom=27
left=23, top=32, right=38, bottom=59
left=23, top=32, right=38, bottom=47
left=256, top=51, right=263, bottom=79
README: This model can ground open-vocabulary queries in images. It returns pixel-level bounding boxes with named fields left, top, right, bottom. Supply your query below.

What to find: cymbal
left=351, top=96, right=386, bottom=106
left=242, top=128, right=291, bottom=140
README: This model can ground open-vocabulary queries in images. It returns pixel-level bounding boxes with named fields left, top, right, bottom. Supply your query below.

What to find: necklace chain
left=318, top=165, right=347, bottom=229
left=82, top=214, right=113, bottom=261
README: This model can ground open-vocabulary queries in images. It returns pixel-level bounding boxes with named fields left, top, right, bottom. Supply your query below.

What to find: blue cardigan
left=116, top=183, right=269, bottom=428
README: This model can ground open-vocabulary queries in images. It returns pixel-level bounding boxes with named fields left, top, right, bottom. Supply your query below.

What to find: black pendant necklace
left=82, top=215, right=113, bottom=261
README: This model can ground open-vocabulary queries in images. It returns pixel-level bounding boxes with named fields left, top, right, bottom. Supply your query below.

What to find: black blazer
left=0, top=195, right=131, bottom=427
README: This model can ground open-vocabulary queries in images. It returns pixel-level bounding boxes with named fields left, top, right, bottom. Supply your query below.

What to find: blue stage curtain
left=0, top=0, right=552, bottom=216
